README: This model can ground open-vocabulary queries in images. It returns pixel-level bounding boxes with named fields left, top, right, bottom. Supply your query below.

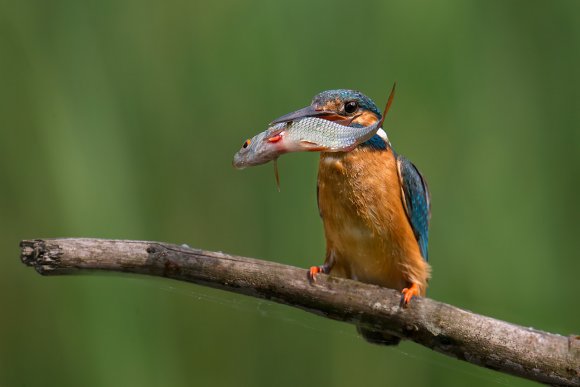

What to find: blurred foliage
left=1, top=0, right=579, bottom=386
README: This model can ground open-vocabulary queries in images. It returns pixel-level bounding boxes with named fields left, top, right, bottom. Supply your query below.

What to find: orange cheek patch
left=353, top=111, right=380, bottom=126
left=321, top=100, right=339, bottom=112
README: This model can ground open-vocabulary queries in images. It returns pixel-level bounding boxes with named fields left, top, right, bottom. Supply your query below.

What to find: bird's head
left=271, top=89, right=382, bottom=127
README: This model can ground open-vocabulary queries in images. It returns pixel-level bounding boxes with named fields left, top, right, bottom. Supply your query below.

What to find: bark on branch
left=20, top=238, right=579, bottom=386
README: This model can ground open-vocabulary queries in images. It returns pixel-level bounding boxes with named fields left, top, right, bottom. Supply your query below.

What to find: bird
left=270, top=87, right=431, bottom=345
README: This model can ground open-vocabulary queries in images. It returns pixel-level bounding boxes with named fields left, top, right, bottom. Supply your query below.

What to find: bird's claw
left=308, top=266, right=321, bottom=282
left=308, top=265, right=326, bottom=282
left=400, top=283, right=420, bottom=307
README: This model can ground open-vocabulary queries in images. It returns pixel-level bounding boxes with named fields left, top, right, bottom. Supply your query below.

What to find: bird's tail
left=357, top=326, right=401, bottom=346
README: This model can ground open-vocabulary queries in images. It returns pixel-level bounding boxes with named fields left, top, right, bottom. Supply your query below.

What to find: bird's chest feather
left=317, top=147, right=421, bottom=289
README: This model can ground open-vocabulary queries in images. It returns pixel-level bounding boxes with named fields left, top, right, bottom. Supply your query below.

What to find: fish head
left=232, top=124, right=287, bottom=169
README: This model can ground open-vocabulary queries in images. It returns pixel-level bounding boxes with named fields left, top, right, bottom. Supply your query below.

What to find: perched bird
left=271, top=88, right=431, bottom=345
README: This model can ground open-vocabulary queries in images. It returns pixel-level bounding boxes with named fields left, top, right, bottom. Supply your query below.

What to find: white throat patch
left=377, top=128, right=388, bottom=142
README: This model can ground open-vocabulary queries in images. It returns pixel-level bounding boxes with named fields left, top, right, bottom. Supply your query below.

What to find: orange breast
left=317, top=147, right=430, bottom=294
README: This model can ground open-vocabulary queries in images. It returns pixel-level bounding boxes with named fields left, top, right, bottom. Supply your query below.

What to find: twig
left=20, top=238, right=579, bottom=386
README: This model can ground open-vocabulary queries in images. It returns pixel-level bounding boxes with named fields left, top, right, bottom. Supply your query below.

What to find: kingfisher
left=271, top=88, right=431, bottom=345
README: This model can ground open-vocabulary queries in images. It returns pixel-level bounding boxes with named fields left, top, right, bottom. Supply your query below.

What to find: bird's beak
left=270, top=105, right=350, bottom=125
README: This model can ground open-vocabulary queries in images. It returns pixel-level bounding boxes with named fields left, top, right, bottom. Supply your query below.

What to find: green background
left=1, top=0, right=579, bottom=386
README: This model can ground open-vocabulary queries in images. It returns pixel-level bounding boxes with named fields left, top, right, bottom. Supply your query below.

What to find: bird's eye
left=344, top=101, right=358, bottom=114
left=242, top=139, right=251, bottom=148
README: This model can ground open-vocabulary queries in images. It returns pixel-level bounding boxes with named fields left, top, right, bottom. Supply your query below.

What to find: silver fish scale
left=233, top=116, right=381, bottom=169
left=285, top=117, right=379, bottom=150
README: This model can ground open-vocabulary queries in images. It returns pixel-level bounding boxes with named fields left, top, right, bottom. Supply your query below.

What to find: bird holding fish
left=233, top=84, right=431, bottom=345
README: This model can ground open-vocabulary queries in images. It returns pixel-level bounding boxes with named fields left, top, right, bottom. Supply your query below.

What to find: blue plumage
left=312, top=90, right=382, bottom=117
left=362, top=133, right=388, bottom=150
left=397, top=155, right=431, bottom=261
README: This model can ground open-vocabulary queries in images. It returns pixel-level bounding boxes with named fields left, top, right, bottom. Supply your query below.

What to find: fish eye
left=344, top=101, right=358, bottom=114
left=242, top=139, right=251, bottom=149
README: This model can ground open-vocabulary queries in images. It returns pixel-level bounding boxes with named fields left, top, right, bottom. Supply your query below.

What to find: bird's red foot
left=308, top=266, right=322, bottom=282
left=307, top=265, right=327, bottom=282
left=401, top=283, right=420, bottom=307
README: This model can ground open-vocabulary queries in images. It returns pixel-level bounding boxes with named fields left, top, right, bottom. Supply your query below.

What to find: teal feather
left=397, top=155, right=431, bottom=261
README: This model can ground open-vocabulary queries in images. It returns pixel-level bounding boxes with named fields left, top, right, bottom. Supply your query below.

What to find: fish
left=233, top=83, right=396, bottom=189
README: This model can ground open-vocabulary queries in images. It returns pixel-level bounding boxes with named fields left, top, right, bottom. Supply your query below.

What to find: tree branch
left=20, top=238, right=579, bottom=386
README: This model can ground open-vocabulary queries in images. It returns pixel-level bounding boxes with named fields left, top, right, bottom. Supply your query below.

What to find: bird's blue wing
left=396, top=155, right=431, bottom=261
